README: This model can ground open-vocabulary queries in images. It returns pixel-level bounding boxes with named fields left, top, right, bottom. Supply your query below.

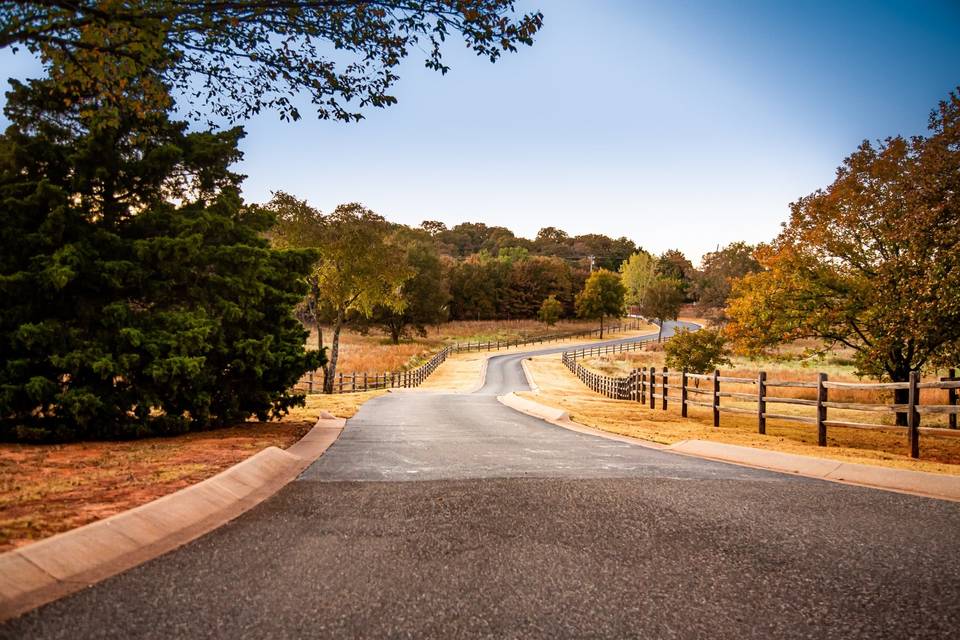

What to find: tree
left=1, top=1, right=544, bottom=123
left=271, top=199, right=411, bottom=393
left=370, top=231, right=449, bottom=344
left=619, top=250, right=658, bottom=309
left=575, top=269, right=625, bottom=338
left=695, top=242, right=760, bottom=315
left=264, top=192, right=329, bottom=352
left=501, top=256, right=574, bottom=319
left=664, top=329, right=732, bottom=376
left=571, top=234, right=637, bottom=271
left=420, top=220, right=447, bottom=236
left=656, top=249, right=697, bottom=302
left=538, top=295, right=563, bottom=326
left=726, top=88, right=960, bottom=424
left=448, top=256, right=505, bottom=320
left=640, top=279, right=684, bottom=342
left=0, top=74, right=318, bottom=441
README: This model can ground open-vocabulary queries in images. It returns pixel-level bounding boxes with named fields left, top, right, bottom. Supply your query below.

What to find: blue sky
left=2, top=0, right=958, bottom=263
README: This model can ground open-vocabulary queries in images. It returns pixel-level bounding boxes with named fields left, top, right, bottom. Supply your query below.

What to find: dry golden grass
left=305, top=328, right=438, bottom=372
left=419, top=325, right=661, bottom=393
left=305, top=318, right=643, bottom=374
left=419, top=353, right=487, bottom=392
left=290, top=389, right=386, bottom=419
left=0, top=390, right=384, bottom=552
left=521, top=355, right=960, bottom=475
left=580, top=347, right=956, bottom=429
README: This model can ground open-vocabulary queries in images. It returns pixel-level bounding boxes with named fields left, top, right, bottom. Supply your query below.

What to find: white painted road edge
left=0, top=415, right=346, bottom=622
left=501, top=361, right=960, bottom=503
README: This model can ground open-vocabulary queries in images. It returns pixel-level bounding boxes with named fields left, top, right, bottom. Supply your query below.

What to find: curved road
left=4, top=322, right=960, bottom=638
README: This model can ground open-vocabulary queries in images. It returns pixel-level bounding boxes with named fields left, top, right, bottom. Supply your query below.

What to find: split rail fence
left=296, top=319, right=644, bottom=394
left=562, top=350, right=959, bottom=459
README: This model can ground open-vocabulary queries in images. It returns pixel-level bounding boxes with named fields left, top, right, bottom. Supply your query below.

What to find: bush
left=664, top=328, right=732, bottom=374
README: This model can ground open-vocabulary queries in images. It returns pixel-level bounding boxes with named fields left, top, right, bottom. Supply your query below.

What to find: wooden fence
left=562, top=352, right=960, bottom=459
left=296, top=319, right=645, bottom=394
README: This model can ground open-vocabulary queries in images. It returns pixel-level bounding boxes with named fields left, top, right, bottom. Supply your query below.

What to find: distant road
left=5, top=321, right=960, bottom=639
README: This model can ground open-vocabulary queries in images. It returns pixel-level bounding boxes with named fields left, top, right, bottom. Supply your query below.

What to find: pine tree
left=0, top=73, right=319, bottom=441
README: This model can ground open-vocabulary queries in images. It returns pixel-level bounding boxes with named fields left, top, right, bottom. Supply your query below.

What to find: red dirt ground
left=0, top=421, right=313, bottom=552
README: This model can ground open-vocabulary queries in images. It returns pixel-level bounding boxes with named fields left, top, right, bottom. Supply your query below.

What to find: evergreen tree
left=0, top=74, right=319, bottom=441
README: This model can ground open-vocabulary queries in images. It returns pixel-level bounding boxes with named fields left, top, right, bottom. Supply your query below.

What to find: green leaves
left=538, top=295, right=563, bottom=326
left=0, top=71, right=316, bottom=441
left=664, top=329, right=732, bottom=375
left=575, top=269, right=626, bottom=322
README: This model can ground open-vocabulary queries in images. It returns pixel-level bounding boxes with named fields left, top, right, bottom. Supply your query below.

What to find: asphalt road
left=5, top=321, right=960, bottom=639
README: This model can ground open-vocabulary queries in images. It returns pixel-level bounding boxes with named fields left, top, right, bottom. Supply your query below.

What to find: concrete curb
left=0, top=416, right=345, bottom=622
left=669, top=440, right=960, bottom=501
left=499, top=391, right=569, bottom=423
left=467, top=355, right=490, bottom=394
left=519, top=358, right=540, bottom=393
left=498, top=392, right=670, bottom=451
left=497, top=392, right=960, bottom=503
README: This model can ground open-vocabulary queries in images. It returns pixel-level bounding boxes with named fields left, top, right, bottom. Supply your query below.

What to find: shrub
left=664, top=328, right=732, bottom=374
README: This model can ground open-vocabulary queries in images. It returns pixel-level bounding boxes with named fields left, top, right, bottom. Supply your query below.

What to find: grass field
left=305, top=318, right=617, bottom=373
left=575, top=339, right=956, bottom=428
left=0, top=391, right=381, bottom=552
left=521, top=350, right=960, bottom=474
left=419, top=323, right=659, bottom=393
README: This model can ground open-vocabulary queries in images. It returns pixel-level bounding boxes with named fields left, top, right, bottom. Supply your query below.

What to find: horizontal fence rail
left=561, top=352, right=959, bottom=459
left=296, top=319, right=646, bottom=394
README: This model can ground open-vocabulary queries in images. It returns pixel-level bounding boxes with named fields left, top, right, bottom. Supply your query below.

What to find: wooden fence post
left=338, top=372, right=344, bottom=393
left=949, top=368, right=957, bottom=430
left=640, top=368, right=646, bottom=405
left=649, top=367, right=656, bottom=409
left=816, top=373, right=828, bottom=447
left=662, top=367, right=668, bottom=411
left=307, top=370, right=314, bottom=394
left=908, top=371, right=919, bottom=458
left=758, top=371, right=766, bottom=435
left=680, top=371, right=688, bottom=418
left=712, top=369, right=720, bottom=427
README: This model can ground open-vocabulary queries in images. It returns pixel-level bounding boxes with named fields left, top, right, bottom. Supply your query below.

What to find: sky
left=2, top=0, right=959, bottom=264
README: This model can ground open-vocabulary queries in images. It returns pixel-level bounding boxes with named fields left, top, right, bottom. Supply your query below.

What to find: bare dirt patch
left=0, top=391, right=382, bottom=552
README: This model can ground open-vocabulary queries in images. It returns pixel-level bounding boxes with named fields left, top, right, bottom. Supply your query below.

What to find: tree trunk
left=599, top=315, right=604, bottom=339
left=388, top=318, right=404, bottom=345
left=894, top=386, right=910, bottom=427
left=323, top=312, right=344, bottom=394
left=890, top=367, right=912, bottom=427
left=657, top=319, right=664, bottom=343
left=311, top=300, right=327, bottom=391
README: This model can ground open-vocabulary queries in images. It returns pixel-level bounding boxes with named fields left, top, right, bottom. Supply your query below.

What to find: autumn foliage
left=727, top=89, right=960, bottom=389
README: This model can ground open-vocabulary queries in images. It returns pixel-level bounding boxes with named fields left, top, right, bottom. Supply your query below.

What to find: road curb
left=497, top=392, right=960, bottom=502
left=0, top=416, right=345, bottom=622
left=519, top=358, right=540, bottom=393
left=669, top=440, right=960, bottom=501
left=467, top=355, right=490, bottom=394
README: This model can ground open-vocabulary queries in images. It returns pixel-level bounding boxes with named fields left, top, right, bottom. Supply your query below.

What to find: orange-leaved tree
left=726, top=89, right=960, bottom=424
